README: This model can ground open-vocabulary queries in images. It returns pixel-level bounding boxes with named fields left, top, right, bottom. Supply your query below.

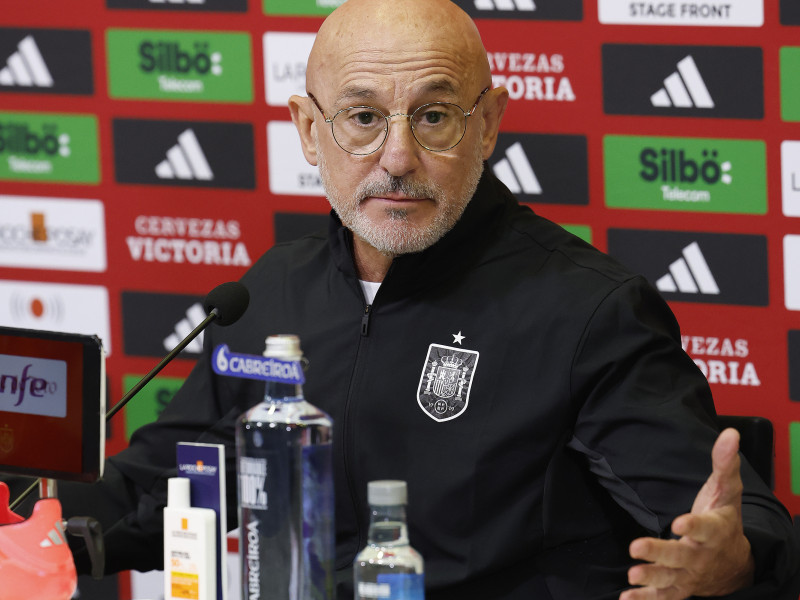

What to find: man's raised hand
left=619, top=428, right=755, bottom=600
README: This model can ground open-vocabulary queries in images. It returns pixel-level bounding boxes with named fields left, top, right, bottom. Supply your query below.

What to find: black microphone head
left=204, top=281, right=250, bottom=326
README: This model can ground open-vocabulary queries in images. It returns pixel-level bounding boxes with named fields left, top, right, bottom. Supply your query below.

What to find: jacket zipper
left=361, top=304, right=372, bottom=336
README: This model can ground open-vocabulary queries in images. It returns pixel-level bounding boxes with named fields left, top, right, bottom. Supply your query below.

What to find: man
left=53, top=0, right=798, bottom=598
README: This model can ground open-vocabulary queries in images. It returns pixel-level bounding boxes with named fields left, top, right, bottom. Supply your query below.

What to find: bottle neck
left=264, top=380, right=304, bottom=403
left=367, top=503, right=409, bottom=546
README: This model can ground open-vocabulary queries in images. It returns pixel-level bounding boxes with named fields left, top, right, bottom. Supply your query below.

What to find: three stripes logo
left=0, top=36, right=53, bottom=88
left=492, top=142, right=542, bottom=195
left=155, top=128, right=213, bottom=181
left=474, top=0, right=536, bottom=10
left=122, top=291, right=205, bottom=358
left=451, top=0, right=581, bottom=20
left=607, top=229, right=768, bottom=306
left=602, top=44, right=763, bottom=119
left=0, top=29, right=93, bottom=95
left=650, top=55, right=713, bottom=109
left=490, top=133, right=588, bottom=204
left=654, top=242, right=718, bottom=295
left=163, top=301, right=207, bottom=354
left=113, top=119, right=255, bottom=189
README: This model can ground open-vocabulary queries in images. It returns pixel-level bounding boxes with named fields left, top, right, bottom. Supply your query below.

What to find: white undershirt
left=359, top=280, right=381, bottom=305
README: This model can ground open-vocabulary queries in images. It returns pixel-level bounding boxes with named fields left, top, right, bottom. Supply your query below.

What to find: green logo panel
left=781, top=47, right=800, bottom=122
left=122, top=375, right=185, bottom=441
left=561, top=224, right=592, bottom=245
left=604, top=135, right=766, bottom=214
left=0, top=112, right=99, bottom=184
left=791, top=422, right=800, bottom=495
left=107, top=29, right=253, bottom=103
left=263, top=0, right=344, bottom=15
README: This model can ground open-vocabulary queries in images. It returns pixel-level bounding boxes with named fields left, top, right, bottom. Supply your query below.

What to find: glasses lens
left=411, top=103, right=466, bottom=151
left=332, top=107, right=387, bottom=154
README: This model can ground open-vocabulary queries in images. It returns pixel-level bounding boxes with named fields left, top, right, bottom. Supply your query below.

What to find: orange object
left=0, top=482, right=77, bottom=600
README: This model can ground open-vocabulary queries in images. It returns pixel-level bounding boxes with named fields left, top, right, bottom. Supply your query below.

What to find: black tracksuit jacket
left=60, top=169, right=799, bottom=599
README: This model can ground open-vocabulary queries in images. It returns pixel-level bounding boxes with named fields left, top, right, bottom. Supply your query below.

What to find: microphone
left=106, top=280, right=250, bottom=420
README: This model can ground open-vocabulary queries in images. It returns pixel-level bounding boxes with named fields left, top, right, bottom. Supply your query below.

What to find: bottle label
left=212, top=344, right=304, bottom=384
left=359, top=574, right=424, bottom=599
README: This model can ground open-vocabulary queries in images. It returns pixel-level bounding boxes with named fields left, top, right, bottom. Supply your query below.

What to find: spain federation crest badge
left=417, top=343, right=479, bottom=422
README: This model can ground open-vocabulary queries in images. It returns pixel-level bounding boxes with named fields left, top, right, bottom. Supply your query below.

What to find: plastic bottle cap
left=168, top=477, right=191, bottom=508
left=263, top=334, right=302, bottom=360
left=367, top=480, right=408, bottom=506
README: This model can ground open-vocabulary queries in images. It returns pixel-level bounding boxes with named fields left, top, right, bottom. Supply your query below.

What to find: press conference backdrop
left=1, top=0, right=799, bottom=596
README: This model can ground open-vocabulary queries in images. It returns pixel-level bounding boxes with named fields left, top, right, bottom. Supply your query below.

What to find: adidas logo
left=39, top=522, right=67, bottom=548
left=650, top=55, right=714, bottom=109
left=0, top=36, right=53, bottom=88
left=655, top=241, right=720, bottom=295
left=163, top=302, right=206, bottom=354
left=154, top=128, right=214, bottom=181
left=492, top=142, right=542, bottom=195
left=474, top=0, right=536, bottom=10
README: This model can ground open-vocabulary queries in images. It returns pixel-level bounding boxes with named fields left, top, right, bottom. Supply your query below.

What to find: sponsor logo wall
left=2, top=1, right=800, bottom=594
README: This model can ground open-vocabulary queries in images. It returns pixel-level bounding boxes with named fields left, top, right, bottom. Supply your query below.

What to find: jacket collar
left=328, top=165, right=514, bottom=301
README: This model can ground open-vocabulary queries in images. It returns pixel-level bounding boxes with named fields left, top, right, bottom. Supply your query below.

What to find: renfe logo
left=0, top=354, right=67, bottom=418
left=602, top=44, right=763, bottom=119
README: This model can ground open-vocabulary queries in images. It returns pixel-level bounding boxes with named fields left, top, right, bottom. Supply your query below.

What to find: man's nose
left=378, top=114, right=421, bottom=177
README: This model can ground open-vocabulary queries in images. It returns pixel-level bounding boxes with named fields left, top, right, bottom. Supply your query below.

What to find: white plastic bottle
left=163, top=477, right=216, bottom=600
left=354, top=480, right=424, bottom=600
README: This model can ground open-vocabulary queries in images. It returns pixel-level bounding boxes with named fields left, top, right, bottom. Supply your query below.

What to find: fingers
left=629, top=537, right=697, bottom=570
left=691, top=428, right=743, bottom=513
left=671, top=509, right=737, bottom=542
left=619, top=585, right=681, bottom=600
left=710, top=428, right=741, bottom=492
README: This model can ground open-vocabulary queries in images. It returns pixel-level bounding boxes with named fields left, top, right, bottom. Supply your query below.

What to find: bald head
left=307, top=0, right=491, bottom=102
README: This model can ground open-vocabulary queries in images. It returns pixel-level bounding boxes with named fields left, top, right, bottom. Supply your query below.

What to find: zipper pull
left=361, top=305, right=371, bottom=336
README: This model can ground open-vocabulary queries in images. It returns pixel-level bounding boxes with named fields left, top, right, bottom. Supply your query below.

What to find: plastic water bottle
left=354, top=481, right=424, bottom=600
left=236, top=334, right=334, bottom=600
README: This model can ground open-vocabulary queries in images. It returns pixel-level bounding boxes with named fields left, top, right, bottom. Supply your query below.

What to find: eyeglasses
left=307, top=87, right=490, bottom=156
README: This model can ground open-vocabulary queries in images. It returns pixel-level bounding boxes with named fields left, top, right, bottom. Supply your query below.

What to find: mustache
left=357, top=175, right=441, bottom=201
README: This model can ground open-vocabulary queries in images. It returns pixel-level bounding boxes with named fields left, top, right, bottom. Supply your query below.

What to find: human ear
left=288, top=95, right=318, bottom=166
left=480, top=87, right=509, bottom=160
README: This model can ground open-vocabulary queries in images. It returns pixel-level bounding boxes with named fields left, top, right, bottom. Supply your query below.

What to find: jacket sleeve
left=567, top=276, right=800, bottom=597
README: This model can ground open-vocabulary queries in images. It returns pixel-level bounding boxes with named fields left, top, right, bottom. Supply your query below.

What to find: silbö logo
left=639, top=146, right=731, bottom=203
left=139, top=40, right=222, bottom=94
left=0, top=121, right=70, bottom=174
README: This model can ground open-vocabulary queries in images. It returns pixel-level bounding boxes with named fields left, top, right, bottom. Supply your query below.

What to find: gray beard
left=316, top=139, right=484, bottom=256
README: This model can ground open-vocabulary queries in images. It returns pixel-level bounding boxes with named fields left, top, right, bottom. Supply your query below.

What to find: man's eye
left=422, top=111, right=444, bottom=124
left=353, top=111, right=378, bottom=125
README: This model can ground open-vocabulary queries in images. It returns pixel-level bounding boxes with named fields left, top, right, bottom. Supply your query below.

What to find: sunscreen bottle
left=163, top=477, right=216, bottom=600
